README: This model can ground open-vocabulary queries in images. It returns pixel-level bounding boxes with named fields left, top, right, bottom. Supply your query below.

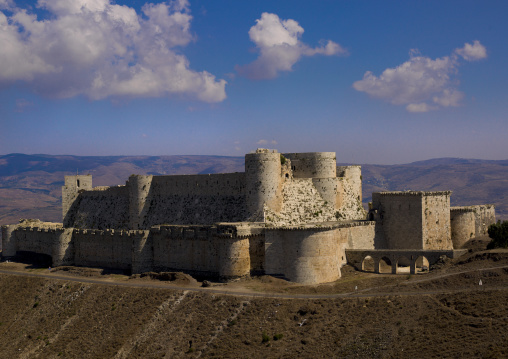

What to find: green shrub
left=487, top=220, right=508, bottom=249
left=262, top=331, right=270, bottom=343
left=280, top=154, right=286, bottom=165
left=273, top=333, right=283, bottom=341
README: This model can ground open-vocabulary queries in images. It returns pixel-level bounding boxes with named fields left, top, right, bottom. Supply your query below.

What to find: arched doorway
left=362, top=255, right=374, bottom=272
left=379, top=256, right=392, bottom=274
left=396, top=256, right=411, bottom=274
left=415, top=256, right=429, bottom=273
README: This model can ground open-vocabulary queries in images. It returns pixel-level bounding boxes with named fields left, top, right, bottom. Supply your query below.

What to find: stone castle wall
left=2, top=223, right=258, bottom=280
left=283, top=152, right=337, bottom=179
left=263, top=221, right=377, bottom=284
left=472, top=205, right=496, bottom=237
left=151, top=226, right=220, bottom=275
left=372, top=191, right=453, bottom=250
left=62, top=150, right=365, bottom=230
left=335, top=166, right=365, bottom=220
left=142, top=173, right=248, bottom=227
left=264, top=227, right=343, bottom=284
left=450, top=208, right=476, bottom=248
left=64, top=173, right=248, bottom=230
left=422, top=193, right=452, bottom=250
left=72, top=229, right=138, bottom=271
left=65, top=185, right=130, bottom=229
left=5, top=149, right=494, bottom=285
left=372, top=192, right=424, bottom=249
left=450, top=205, right=496, bottom=248
left=245, top=149, right=283, bottom=220
left=62, top=175, right=92, bottom=224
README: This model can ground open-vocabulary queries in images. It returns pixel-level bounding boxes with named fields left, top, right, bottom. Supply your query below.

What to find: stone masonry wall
left=264, top=227, right=343, bottom=284
left=245, top=149, right=283, bottom=220
left=264, top=178, right=337, bottom=225
left=72, top=229, right=136, bottom=271
left=143, top=173, right=247, bottom=227
left=372, top=192, right=424, bottom=249
left=283, top=152, right=336, bottom=179
left=422, top=193, right=452, bottom=250
left=65, top=186, right=130, bottom=230
left=472, top=205, right=496, bottom=237
left=450, top=208, right=476, bottom=249
left=151, top=226, right=219, bottom=275
left=62, top=175, right=92, bottom=223
left=342, top=221, right=377, bottom=249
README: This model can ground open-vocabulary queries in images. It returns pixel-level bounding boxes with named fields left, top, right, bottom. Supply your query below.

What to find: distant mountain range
left=1, top=154, right=506, bottom=227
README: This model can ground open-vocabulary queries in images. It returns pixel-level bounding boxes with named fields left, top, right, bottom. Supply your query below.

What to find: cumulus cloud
left=0, top=0, right=14, bottom=9
left=237, top=13, right=347, bottom=80
left=0, top=0, right=226, bottom=102
left=455, top=40, right=487, bottom=61
left=353, top=41, right=486, bottom=112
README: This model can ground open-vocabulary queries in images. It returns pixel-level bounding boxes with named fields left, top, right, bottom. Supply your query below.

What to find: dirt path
left=1, top=264, right=508, bottom=299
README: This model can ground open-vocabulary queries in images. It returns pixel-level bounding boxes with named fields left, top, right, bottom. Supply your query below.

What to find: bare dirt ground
left=1, top=237, right=508, bottom=358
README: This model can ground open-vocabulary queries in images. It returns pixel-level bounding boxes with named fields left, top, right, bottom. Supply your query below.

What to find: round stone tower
left=128, top=175, right=153, bottom=230
left=245, top=149, right=283, bottom=220
left=218, top=236, right=251, bottom=280
left=450, top=207, right=476, bottom=249
left=51, top=228, right=74, bottom=266
left=1, top=224, right=18, bottom=258
left=283, top=152, right=336, bottom=179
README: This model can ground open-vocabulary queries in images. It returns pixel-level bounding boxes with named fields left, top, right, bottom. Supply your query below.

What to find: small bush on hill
left=487, top=220, right=508, bottom=249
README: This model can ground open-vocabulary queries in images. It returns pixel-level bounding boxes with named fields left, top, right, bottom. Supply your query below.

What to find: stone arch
left=415, top=256, right=430, bottom=272
left=379, top=256, right=392, bottom=274
left=361, top=255, right=375, bottom=272
left=396, top=255, right=412, bottom=274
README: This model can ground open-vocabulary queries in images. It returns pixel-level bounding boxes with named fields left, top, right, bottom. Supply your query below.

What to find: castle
left=1, top=149, right=496, bottom=284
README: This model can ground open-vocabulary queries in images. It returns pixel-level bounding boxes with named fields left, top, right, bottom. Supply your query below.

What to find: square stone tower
left=371, top=191, right=453, bottom=250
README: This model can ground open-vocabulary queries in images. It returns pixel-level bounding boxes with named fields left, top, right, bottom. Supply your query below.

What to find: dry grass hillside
left=0, top=239, right=507, bottom=358
left=1, top=154, right=507, bottom=227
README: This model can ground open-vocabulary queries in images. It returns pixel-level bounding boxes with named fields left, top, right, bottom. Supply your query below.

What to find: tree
left=487, top=220, right=508, bottom=249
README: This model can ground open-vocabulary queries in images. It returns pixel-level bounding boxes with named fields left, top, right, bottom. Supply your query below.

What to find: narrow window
left=77, top=179, right=80, bottom=187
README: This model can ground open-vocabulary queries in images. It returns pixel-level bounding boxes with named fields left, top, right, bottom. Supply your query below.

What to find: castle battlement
left=1, top=149, right=497, bottom=285
left=374, top=191, right=452, bottom=197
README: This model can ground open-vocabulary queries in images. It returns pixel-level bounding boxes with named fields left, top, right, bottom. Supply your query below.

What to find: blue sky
left=0, top=0, right=507, bottom=164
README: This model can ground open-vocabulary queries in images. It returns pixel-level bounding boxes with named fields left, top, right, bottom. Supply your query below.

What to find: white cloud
left=237, top=13, right=347, bottom=80
left=0, top=0, right=14, bottom=10
left=353, top=41, right=486, bottom=112
left=455, top=40, right=487, bottom=61
left=406, top=103, right=434, bottom=113
left=0, top=0, right=226, bottom=102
